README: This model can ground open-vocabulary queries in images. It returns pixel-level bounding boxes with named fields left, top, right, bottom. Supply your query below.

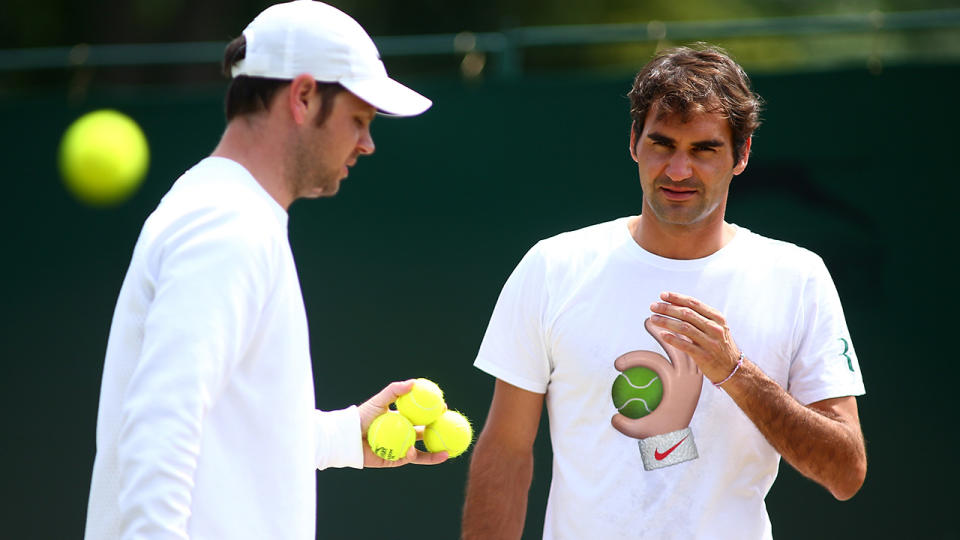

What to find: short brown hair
left=628, top=44, right=762, bottom=162
left=221, top=35, right=345, bottom=125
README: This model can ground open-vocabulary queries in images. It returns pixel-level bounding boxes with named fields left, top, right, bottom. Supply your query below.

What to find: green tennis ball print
left=611, top=367, right=663, bottom=419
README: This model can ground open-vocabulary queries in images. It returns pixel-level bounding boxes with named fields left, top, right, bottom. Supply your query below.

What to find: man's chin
left=304, top=181, right=341, bottom=200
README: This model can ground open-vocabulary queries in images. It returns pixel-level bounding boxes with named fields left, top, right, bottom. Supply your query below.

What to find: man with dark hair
left=84, top=2, right=444, bottom=539
left=220, top=35, right=347, bottom=125
left=462, top=44, right=867, bottom=539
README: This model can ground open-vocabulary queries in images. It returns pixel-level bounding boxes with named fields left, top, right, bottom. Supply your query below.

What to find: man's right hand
left=358, top=380, right=449, bottom=468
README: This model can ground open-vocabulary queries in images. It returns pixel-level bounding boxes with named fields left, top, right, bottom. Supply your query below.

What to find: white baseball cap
left=231, top=0, right=431, bottom=117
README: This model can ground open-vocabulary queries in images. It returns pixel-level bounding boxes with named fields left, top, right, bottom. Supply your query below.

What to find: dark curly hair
left=629, top=44, right=762, bottom=162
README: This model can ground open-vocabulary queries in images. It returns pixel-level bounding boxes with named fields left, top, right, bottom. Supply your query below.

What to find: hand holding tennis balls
left=358, top=379, right=449, bottom=467
left=397, top=379, right=473, bottom=458
left=361, top=378, right=473, bottom=465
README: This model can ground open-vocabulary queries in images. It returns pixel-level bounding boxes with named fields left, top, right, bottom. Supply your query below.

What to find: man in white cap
left=84, top=2, right=443, bottom=539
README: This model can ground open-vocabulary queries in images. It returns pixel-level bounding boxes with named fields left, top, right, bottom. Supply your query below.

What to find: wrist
left=714, top=351, right=744, bottom=388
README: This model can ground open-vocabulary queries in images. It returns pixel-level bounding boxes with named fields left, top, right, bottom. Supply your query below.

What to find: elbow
left=830, top=456, right=867, bottom=501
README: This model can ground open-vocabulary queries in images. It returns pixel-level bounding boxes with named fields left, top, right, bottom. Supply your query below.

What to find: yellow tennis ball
left=366, top=411, right=416, bottom=461
left=58, top=109, right=150, bottom=206
left=423, top=410, right=473, bottom=458
left=395, top=378, right=447, bottom=426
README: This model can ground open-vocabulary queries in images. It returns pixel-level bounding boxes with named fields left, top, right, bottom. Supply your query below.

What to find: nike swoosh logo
left=654, top=435, right=689, bottom=461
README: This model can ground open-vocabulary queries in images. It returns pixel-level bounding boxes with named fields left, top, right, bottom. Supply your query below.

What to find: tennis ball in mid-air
left=611, top=366, right=663, bottom=419
left=423, top=410, right=473, bottom=458
left=395, top=378, right=447, bottom=426
left=367, top=411, right=416, bottom=461
left=58, top=109, right=149, bottom=206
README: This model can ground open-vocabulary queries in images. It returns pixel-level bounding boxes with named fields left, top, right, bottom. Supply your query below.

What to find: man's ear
left=733, top=136, right=751, bottom=176
left=629, top=121, right=639, bottom=163
left=287, top=74, right=316, bottom=125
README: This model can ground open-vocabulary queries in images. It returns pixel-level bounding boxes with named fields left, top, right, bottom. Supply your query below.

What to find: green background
left=1, top=62, right=956, bottom=538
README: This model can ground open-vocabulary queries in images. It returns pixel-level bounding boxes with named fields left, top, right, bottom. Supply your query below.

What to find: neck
left=628, top=210, right=735, bottom=260
left=210, top=116, right=294, bottom=210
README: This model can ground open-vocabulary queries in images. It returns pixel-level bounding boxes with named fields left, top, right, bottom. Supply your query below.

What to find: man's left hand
left=648, top=292, right=742, bottom=385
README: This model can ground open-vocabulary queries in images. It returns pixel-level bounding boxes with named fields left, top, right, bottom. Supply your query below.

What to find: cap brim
left=341, top=77, right=432, bottom=117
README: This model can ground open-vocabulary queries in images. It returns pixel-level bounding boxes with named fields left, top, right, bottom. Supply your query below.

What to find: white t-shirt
left=474, top=217, right=865, bottom=540
left=85, top=157, right=363, bottom=540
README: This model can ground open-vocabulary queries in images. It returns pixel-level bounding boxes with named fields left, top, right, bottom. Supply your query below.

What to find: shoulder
left=535, top=218, right=630, bottom=264
left=513, top=218, right=630, bottom=293
left=736, top=227, right=826, bottom=276
left=141, top=159, right=287, bottom=263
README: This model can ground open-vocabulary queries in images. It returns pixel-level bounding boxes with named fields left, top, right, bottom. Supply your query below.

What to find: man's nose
left=357, top=130, right=375, bottom=156
left=665, top=152, right=692, bottom=181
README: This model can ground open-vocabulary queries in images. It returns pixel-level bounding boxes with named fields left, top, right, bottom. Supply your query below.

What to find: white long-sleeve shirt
left=85, top=157, right=363, bottom=540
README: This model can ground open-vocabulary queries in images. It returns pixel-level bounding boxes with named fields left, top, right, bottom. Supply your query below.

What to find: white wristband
left=638, top=427, right=698, bottom=471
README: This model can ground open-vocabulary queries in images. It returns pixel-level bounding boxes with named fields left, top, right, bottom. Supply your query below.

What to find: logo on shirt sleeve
left=839, top=338, right=854, bottom=372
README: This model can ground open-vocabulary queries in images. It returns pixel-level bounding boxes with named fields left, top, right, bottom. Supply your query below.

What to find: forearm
left=117, top=387, right=204, bottom=539
left=462, top=434, right=533, bottom=540
left=722, top=359, right=866, bottom=500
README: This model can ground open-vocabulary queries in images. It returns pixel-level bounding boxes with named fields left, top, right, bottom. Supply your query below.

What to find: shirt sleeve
left=313, top=406, right=364, bottom=470
left=474, top=243, right=552, bottom=394
left=788, top=256, right=866, bottom=405
left=116, top=209, right=276, bottom=539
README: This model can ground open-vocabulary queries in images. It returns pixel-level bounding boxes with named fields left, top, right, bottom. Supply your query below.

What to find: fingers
left=405, top=447, right=449, bottom=466
left=648, top=293, right=741, bottom=383
left=365, top=379, right=416, bottom=410
left=610, top=361, right=704, bottom=439
left=650, top=295, right=726, bottom=342
left=657, top=292, right=726, bottom=323
left=648, top=291, right=729, bottom=357
left=614, top=350, right=671, bottom=373
left=612, top=352, right=704, bottom=440
left=611, top=409, right=673, bottom=440
left=643, top=317, right=672, bottom=354
left=362, top=440, right=450, bottom=468
left=359, top=381, right=453, bottom=468
left=611, top=293, right=714, bottom=442
left=358, top=380, right=417, bottom=435
left=610, top=397, right=691, bottom=439
left=611, top=412, right=657, bottom=439
left=643, top=318, right=699, bottom=374
left=648, top=316, right=706, bottom=352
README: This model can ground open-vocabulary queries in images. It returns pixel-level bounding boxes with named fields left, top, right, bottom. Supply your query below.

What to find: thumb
left=366, top=379, right=415, bottom=410
left=359, top=379, right=415, bottom=429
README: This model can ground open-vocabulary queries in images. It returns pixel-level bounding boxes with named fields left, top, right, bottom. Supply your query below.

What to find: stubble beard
left=289, top=136, right=341, bottom=200
left=646, top=196, right=715, bottom=226
left=644, top=178, right=716, bottom=226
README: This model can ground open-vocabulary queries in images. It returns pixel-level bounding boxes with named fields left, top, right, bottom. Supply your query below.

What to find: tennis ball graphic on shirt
left=611, top=366, right=663, bottom=419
